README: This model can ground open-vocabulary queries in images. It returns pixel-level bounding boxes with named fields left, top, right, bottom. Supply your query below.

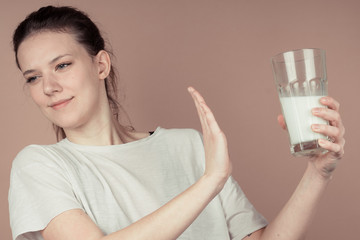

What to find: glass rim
left=271, top=48, right=325, bottom=62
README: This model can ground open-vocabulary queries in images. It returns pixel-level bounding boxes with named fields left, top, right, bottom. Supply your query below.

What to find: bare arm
left=42, top=175, right=223, bottom=240
left=42, top=87, right=232, bottom=240
left=245, top=96, right=345, bottom=240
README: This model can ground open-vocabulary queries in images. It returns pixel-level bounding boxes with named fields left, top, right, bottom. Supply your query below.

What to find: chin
left=47, top=115, right=85, bottom=131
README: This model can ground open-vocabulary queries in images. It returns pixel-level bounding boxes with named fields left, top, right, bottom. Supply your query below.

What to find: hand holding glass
left=271, top=48, right=328, bottom=157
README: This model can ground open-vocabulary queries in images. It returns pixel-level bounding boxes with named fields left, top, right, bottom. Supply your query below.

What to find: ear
left=95, top=50, right=111, bottom=80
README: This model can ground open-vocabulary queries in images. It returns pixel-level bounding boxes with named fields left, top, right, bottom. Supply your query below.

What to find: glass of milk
left=271, top=48, right=328, bottom=157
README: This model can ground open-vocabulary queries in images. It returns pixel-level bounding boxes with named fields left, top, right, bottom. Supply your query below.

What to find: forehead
left=17, top=31, right=88, bottom=70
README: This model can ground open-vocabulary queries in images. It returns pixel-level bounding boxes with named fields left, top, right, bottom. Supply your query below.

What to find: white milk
left=280, top=96, right=328, bottom=145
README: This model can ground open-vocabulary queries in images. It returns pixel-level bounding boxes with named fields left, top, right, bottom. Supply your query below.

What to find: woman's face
left=17, top=31, right=108, bottom=131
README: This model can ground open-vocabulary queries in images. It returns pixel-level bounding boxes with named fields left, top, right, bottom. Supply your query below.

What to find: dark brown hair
left=13, top=5, right=132, bottom=141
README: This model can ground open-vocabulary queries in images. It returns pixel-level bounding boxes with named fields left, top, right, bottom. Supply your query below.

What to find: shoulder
left=11, top=143, right=63, bottom=172
left=157, top=127, right=203, bottom=143
left=159, top=127, right=202, bottom=138
left=153, top=128, right=204, bottom=156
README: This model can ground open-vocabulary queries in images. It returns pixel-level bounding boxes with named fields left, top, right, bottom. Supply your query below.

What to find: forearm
left=260, top=163, right=331, bottom=240
left=101, top=175, right=222, bottom=240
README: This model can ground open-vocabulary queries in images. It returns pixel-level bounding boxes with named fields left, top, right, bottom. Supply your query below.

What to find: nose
left=43, top=74, right=62, bottom=95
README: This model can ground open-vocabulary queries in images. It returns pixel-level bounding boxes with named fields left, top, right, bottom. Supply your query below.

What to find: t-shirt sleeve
left=188, top=128, right=268, bottom=239
left=8, top=145, right=83, bottom=240
left=219, top=176, right=268, bottom=240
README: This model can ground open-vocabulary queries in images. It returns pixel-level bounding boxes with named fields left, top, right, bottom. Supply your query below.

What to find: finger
left=190, top=87, right=221, bottom=132
left=188, top=87, right=208, bottom=133
left=188, top=87, right=221, bottom=133
left=320, top=96, right=340, bottom=111
left=311, top=124, right=342, bottom=142
left=318, top=139, right=344, bottom=157
left=312, top=107, right=342, bottom=127
left=200, top=98, right=222, bottom=133
left=277, top=114, right=287, bottom=130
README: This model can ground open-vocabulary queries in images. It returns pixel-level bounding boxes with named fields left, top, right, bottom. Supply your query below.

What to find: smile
left=49, top=97, right=74, bottom=110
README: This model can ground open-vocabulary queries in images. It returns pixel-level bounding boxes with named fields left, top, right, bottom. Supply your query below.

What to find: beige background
left=1, top=0, right=359, bottom=239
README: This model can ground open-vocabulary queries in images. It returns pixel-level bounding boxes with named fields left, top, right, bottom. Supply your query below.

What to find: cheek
left=79, top=72, right=103, bottom=96
left=68, top=68, right=97, bottom=91
left=29, top=87, right=45, bottom=106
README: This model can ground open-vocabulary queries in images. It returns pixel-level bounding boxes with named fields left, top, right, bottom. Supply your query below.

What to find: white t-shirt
left=9, top=127, right=267, bottom=240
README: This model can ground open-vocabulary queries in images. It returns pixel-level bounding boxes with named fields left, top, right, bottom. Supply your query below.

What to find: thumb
left=277, top=114, right=287, bottom=130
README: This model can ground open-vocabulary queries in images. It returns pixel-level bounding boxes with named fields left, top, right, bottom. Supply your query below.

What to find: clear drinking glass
left=271, top=48, right=329, bottom=157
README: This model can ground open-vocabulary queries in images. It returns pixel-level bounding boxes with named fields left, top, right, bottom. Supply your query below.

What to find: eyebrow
left=22, top=54, right=72, bottom=76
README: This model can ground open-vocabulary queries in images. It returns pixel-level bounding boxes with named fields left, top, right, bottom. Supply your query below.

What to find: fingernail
left=321, top=97, right=329, bottom=103
left=312, top=124, right=320, bottom=131
left=318, top=139, right=327, bottom=146
left=312, top=108, right=321, bottom=114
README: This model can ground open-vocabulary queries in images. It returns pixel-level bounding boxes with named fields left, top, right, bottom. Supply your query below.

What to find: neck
left=64, top=114, right=126, bottom=146
left=60, top=93, right=148, bottom=145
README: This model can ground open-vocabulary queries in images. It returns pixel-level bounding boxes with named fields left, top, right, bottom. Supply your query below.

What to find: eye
left=26, top=76, right=39, bottom=83
left=55, top=62, right=72, bottom=71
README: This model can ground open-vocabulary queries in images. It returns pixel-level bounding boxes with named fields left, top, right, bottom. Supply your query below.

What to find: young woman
left=9, top=5, right=345, bottom=240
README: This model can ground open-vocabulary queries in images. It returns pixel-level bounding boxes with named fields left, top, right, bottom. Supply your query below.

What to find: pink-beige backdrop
left=1, top=0, right=359, bottom=239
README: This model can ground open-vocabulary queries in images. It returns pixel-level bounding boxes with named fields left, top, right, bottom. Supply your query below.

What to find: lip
left=49, top=97, right=74, bottom=110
